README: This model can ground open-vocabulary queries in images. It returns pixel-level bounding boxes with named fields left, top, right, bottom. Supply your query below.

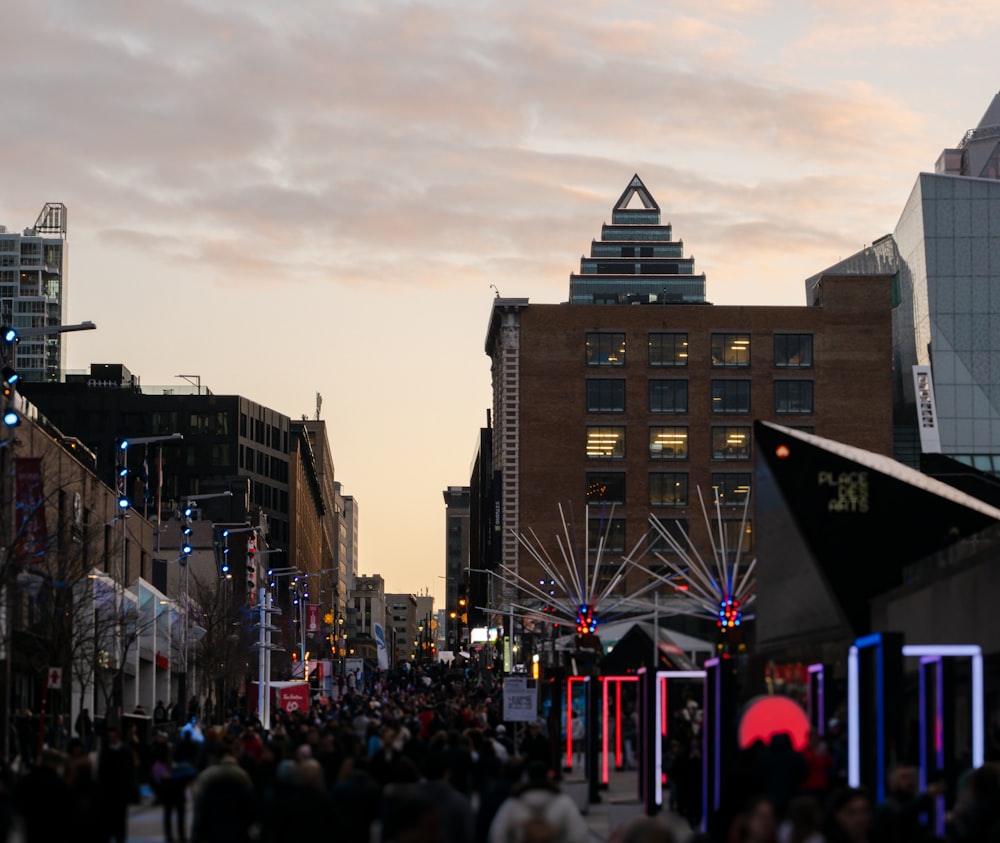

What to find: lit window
left=586, top=426, right=625, bottom=459
left=586, top=332, right=626, bottom=366
left=586, top=379, right=625, bottom=412
left=711, top=473, right=751, bottom=508
left=650, top=473, right=688, bottom=506
left=586, top=473, right=626, bottom=504
left=774, top=334, right=813, bottom=368
left=649, top=426, right=688, bottom=460
left=649, top=332, right=688, bottom=367
left=649, top=380, right=688, bottom=413
left=711, top=380, right=751, bottom=414
left=711, top=333, right=750, bottom=367
left=712, top=427, right=751, bottom=461
left=775, top=381, right=814, bottom=414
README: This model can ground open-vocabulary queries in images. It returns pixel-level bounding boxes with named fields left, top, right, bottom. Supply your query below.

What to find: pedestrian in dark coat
left=97, top=726, right=139, bottom=843
left=15, top=749, right=74, bottom=842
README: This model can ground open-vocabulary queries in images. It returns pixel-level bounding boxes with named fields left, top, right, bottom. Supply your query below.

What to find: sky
left=1, top=0, right=999, bottom=601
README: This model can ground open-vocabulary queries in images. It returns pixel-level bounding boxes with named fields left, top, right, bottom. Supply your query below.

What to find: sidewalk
left=575, top=766, right=645, bottom=841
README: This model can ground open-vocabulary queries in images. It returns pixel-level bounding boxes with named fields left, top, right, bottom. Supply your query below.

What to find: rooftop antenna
left=315, top=392, right=322, bottom=421
left=490, top=284, right=500, bottom=298
left=176, top=374, right=201, bottom=395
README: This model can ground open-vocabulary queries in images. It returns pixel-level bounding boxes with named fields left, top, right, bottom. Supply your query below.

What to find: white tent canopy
left=553, top=619, right=714, bottom=661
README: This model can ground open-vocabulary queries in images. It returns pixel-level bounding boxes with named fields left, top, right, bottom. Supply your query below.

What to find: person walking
left=75, top=707, right=95, bottom=752
left=487, top=761, right=589, bottom=843
left=97, top=726, right=139, bottom=843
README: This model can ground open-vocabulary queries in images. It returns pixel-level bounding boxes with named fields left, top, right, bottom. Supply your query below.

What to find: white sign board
left=503, top=677, right=538, bottom=722
left=47, top=667, right=62, bottom=690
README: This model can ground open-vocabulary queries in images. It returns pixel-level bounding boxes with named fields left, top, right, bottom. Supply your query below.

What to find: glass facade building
left=806, top=90, right=1000, bottom=470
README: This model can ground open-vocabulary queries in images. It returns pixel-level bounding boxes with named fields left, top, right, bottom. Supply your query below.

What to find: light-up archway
left=847, top=638, right=984, bottom=806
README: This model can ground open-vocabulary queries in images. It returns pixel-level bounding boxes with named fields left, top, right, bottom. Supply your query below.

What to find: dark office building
left=20, top=363, right=291, bottom=549
left=468, top=422, right=498, bottom=629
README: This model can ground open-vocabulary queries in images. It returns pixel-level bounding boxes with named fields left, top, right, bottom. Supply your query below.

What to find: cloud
left=0, top=0, right=956, bottom=299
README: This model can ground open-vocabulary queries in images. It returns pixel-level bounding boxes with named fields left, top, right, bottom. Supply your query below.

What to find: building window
left=588, top=518, right=626, bottom=555
left=711, top=380, right=751, bottom=414
left=711, top=518, right=753, bottom=553
left=649, top=426, right=688, bottom=460
left=712, top=427, right=751, bottom=461
left=586, top=426, right=625, bottom=459
left=650, top=518, right=689, bottom=559
left=587, top=379, right=625, bottom=412
left=586, top=332, right=626, bottom=366
left=151, top=411, right=179, bottom=435
left=711, top=333, right=750, bottom=367
left=587, top=473, right=626, bottom=504
left=649, top=332, right=688, bottom=367
left=711, top=473, right=751, bottom=508
left=774, top=334, right=813, bottom=368
left=775, top=381, right=814, bottom=414
left=650, top=472, right=688, bottom=507
left=649, top=380, right=688, bottom=413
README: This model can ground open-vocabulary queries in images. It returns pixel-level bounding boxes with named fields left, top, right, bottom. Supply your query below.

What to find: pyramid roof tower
left=568, top=175, right=707, bottom=305
left=936, top=89, right=1000, bottom=179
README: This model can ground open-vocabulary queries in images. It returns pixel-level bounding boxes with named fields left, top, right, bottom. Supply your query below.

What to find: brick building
left=484, top=176, right=894, bottom=603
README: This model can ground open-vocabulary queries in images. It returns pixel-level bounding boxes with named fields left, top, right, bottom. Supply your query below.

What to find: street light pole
left=251, top=548, right=284, bottom=732
left=115, top=432, right=183, bottom=723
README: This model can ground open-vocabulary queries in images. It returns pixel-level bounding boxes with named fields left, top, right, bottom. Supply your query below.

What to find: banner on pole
left=15, top=458, right=46, bottom=564
left=374, top=622, right=389, bottom=669
left=306, top=603, right=320, bottom=634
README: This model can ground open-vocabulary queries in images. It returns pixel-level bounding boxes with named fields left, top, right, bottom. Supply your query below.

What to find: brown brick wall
left=502, top=274, right=893, bottom=592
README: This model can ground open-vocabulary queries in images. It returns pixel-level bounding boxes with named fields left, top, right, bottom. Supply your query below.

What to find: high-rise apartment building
left=485, top=177, right=894, bottom=602
left=0, top=203, right=69, bottom=382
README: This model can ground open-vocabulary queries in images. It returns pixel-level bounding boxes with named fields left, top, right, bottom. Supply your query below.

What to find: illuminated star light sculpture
left=627, top=486, right=756, bottom=639
left=499, top=503, right=690, bottom=636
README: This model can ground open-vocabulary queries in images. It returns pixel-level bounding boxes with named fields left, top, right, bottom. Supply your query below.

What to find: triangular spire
left=977, top=90, right=1000, bottom=131
left=613, top=174, right=660, bottom=213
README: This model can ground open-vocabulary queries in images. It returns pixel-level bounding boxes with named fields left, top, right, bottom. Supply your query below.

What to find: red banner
left=306, top=603, right=320, bottom=634
left=276, top=683, right=311, bottom=713
left=15, top=458, right=46, bottom=564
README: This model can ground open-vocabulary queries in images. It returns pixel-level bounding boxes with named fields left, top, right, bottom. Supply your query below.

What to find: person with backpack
left=486, top=761, right=588, bottom=843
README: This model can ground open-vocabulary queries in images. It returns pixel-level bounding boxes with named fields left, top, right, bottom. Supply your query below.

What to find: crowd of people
left=0, top=663, right=998, bottom=843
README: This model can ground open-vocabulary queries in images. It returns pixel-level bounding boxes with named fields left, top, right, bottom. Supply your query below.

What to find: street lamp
left=114, top=432, right=183, bottom=723
left=249, top=548, right=284, bottom=732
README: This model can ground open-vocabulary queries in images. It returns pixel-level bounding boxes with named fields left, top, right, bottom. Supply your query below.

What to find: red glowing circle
left=775, top=444, right=791, bottom=459
left=738, top=695, right=811, bottom=751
